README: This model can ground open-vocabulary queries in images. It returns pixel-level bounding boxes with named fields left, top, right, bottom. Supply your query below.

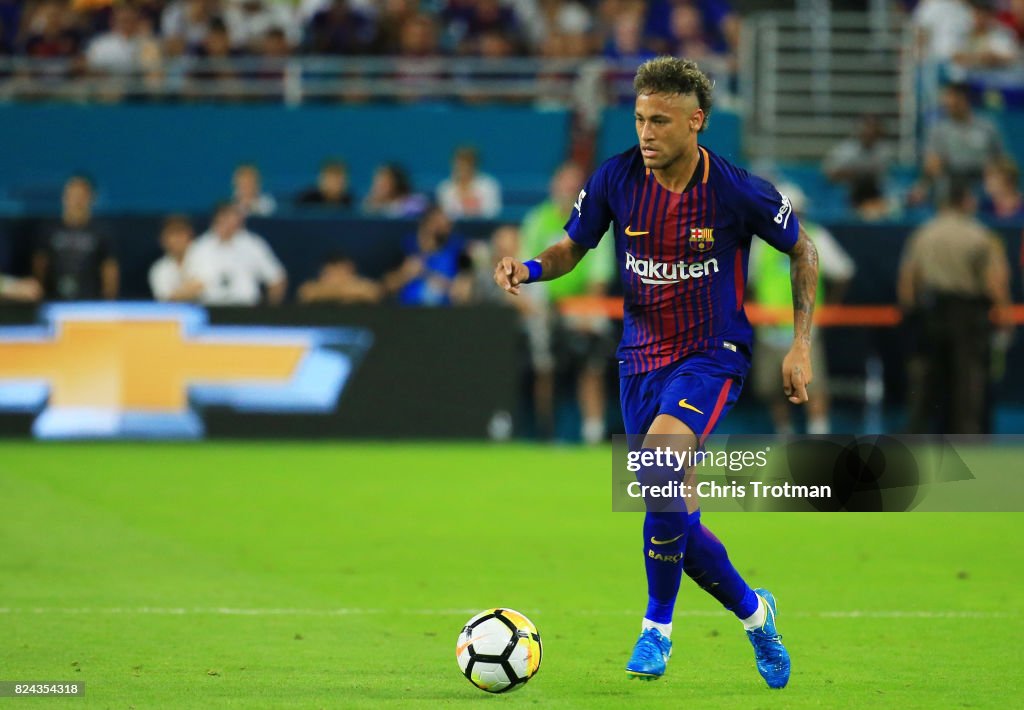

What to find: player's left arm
left=782, top=226, right=819, bottom=404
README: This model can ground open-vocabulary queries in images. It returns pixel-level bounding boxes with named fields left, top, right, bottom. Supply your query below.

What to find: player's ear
left=691, top=109, right=704, bottom=133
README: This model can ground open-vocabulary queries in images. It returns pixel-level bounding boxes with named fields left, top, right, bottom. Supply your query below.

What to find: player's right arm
left=496, top=159, right=616, bottom=296
left=493, top=236, right=588, bottom=296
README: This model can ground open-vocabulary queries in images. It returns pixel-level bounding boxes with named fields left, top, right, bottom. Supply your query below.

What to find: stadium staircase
left=740, top=5, right=915, bottom=165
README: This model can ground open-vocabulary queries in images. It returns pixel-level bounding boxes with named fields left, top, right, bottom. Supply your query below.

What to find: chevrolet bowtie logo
left=0, top=303, right=372, bottom=438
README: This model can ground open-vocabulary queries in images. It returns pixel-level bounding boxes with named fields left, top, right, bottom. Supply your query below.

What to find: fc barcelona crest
left=689, top=227, right=714, bottom=252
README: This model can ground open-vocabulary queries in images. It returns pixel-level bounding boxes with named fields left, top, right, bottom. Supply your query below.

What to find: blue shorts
left=620, top=347, right=750, bottom=443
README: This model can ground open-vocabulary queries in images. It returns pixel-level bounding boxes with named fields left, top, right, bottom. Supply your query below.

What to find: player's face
left=635, top=92, right=704, bottom=171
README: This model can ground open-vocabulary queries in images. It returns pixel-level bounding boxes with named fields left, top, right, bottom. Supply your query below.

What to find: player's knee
left=644, top=414, right=698, bottom=445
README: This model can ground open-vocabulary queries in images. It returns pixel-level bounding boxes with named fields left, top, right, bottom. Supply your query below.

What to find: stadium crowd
left=3, top=0, right=1024, bottom=79
left=0, top=0, right=739, bottom=70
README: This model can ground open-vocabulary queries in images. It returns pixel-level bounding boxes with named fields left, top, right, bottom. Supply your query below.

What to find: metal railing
left=0, top=56, right=588, bottom=103
left=0, top=54, right=738, bottom=125
left=740, top=11, right=916, bottom=164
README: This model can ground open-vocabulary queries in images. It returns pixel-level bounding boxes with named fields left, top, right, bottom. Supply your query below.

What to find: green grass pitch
left=1, top=442, right=1021, bottom=708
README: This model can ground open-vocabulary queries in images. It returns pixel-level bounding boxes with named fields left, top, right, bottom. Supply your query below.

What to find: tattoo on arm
left=789, top=228, right=819, bottom=346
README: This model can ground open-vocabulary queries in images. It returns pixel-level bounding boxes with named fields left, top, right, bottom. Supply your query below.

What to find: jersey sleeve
left=740, top=172, right=800, bottom=252
left=563, top=163, right=614, bottom=250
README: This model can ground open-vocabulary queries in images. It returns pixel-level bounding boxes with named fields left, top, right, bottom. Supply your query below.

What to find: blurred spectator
left=898, top=181, right=1012, bottom=434
left=603, top=7, right=655, bottom=62
left=0, top=274, right=42, bottom=302
left=457, top=224, right=528, bottom=304
left=134, top=0, right=167, bottom=28
left=476, top=29, right=516, bottom=58
left=22, top=1, right=84, bottom=59
left=298, top=251, right=382, bottom=304
left=362, top=163, right=428, bottom=217
left=443, top=0, right=520, bottom=54
left=436, top=146, right=502, bottom=219
left=645, top=0, right=740, bottom=58
left=850, top=176, right=899, bottom=222
left=602, top=5, right=656, bottom=102
left=397, top=12, right=440, bottom=57
left=540, top=29, right=590, bottom=58
left=32, top=175, right=119, bottom=301
left=149, top=214, right=203, bottom=302
left=255, top=25, right=290, bottom=88
left=372, top=0, right=418, bottom=53
left=534, top=29, right=590, bottom=107
left=749, top=184, right=855, bottom=436
left=260, top=26, right=290, bottom=60
left=193, top=16, right=238, bottom=75
left=383, top=204, right=468, bottom=306
left=295, top=159, right=355, bottom=208
left=981, top=156, right=1024, bottom=220
left=224, top=0, right=300, bottom=51
left=85, top=3, right=159, bottom=74
left=910, top=82, right=1005, bottom=204
left=913, top=0, right=972, bottom=62
left=305, top=0, right=377, bottom=54
left=187, top=15, right=244, bottom=97
left=996, top=0, right=1024, bottom=41
left=666, top=2, right=713, bottom=63
left=954, top=0, right=1020, bottom=69
left=232, top=163, right=277, bottom=217
left=160, top=0, right=215, bottom=51
left=512, top=0, right=592, bottom=51
left=394, top=13, right=444, bottom=98
left=520, top=161, right=615, bottom=444
left=184, top=202, right=287, bottom=305
left=823, top=114, right=893, bottom=187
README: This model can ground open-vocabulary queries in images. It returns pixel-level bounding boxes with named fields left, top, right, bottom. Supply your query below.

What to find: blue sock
left=643, top=510, right=689, bottom=623
left=683, top=512, right=759, bottom=619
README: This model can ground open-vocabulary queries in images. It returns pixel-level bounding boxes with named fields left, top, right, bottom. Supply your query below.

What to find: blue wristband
left=523, top=260, right=542, bottom=283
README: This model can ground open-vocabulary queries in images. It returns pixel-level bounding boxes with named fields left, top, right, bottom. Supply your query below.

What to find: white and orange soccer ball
left=455, top=608, right=542, bottom=693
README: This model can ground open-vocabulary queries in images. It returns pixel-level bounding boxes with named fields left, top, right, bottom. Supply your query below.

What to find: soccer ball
left=456, top=608, right=542, bottom=693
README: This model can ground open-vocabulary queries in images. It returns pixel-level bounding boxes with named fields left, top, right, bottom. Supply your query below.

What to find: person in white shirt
left=185, top=203, right=287, bottom=306
left=224, top=0, right=301, bottom=50
left=955, top=0, right=1020, bottom=69
left=86, top=4, right=159, bottom=74
left=149, top=215, right=204, bottom=302
left=436, top=146, right=502, bottom=219
left=913, top=0, right=973, bottom=62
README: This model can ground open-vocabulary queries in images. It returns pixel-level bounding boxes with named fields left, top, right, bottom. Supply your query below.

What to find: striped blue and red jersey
left=564, top=145, right=799, bottom=375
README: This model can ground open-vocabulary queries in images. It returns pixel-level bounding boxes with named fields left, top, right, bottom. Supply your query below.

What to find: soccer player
left=494, top=57, right=818, bottom=689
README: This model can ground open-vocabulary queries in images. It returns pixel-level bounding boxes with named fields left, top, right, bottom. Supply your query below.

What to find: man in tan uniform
left=898, top=181, right=1012, bottom=434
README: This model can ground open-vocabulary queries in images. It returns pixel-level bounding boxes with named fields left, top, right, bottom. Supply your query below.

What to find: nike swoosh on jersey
left=650, top=533, right=686, bottom=545
left=624, top=225, right=649, bottom=237
left=678, top=399, right=704, bottom=414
